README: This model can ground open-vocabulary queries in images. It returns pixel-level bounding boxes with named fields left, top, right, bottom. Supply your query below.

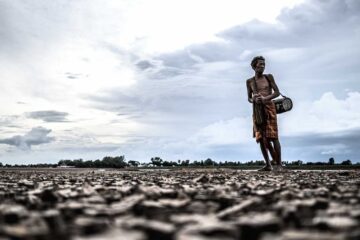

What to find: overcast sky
left=0, top=0, right=359, bottom=164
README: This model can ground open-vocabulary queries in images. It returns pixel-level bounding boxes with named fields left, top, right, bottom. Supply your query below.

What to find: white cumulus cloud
left=282, top=91, right=360, bottom=135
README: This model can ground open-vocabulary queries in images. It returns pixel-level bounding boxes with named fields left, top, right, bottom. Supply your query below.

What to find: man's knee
left=272, top=139, right=281, bottom=145
left=262, top=138, right=271, bottom=148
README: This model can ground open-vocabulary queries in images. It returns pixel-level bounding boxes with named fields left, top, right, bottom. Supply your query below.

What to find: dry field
left=0, top=168, right=359, bottom=240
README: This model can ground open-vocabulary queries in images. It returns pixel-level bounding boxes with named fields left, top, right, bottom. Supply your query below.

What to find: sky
left=0, top=0, right=359, bottom=164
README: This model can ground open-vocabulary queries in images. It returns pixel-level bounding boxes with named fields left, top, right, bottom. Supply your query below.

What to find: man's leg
left=267, top=141, right=277, bottom=165
left=259, top=138, right=272, bottom=170
left=273, top=139, right=282, bottom=165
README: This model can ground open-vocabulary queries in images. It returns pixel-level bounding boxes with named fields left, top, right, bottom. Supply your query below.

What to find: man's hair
left=251, top=56, right=265, bottom=69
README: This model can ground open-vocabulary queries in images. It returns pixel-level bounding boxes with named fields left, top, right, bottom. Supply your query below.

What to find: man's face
left=254, top=59, right=265, bottom=74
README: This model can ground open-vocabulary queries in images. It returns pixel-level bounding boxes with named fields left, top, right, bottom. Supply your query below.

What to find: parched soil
left=0, top=168, right=359, bottom=240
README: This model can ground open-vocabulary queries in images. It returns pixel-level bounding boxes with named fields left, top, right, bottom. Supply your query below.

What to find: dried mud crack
left=0, top=169, right=359, bottom=240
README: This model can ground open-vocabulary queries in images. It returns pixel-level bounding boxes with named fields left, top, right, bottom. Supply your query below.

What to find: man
left=246, top=56, right=282, bottom=171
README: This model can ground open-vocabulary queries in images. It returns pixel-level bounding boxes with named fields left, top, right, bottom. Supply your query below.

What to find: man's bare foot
left=270, top=160, right=277, bottom=165
left=273, top=164, right=288, bottom=172
left=258, top=165, right=272, bottom=171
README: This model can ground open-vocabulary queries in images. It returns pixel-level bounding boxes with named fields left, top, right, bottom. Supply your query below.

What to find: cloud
left=0, top=115, right=21, bottom=127
left=86, top=79, right=242, bottom=133
left=0, top=127, right=55, bottom=150
left=0, top=0, right=139, bottom=103
left=188, top=117, right=251, bottom=146
left=282, top=128, right=360, bottom=161
left=282, top=91, right=360, bottom=136
left=58, top=146, right=119, bottom=153
left=25, top=110, right=69, bottom=122
left=135, top=0, right=360, bottom=99
left=283, top=92, right=360, bottom=158
left=135, top=60, right=156, bottom=71
left=220, top=0, right=360, bottom=46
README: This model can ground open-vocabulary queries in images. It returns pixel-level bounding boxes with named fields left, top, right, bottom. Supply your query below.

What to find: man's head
left=251, top=56, right=265, bottom=74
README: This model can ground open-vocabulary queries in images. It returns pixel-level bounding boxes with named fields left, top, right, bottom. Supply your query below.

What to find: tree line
left=283, top=157, right=353, bottom=166
left=0, top=156, right=357, bottom=168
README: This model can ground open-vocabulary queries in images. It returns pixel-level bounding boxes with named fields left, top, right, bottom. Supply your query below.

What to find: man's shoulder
left=265, top=73, right=275, bottom=81
left=246, top=77, right=254, bottom=84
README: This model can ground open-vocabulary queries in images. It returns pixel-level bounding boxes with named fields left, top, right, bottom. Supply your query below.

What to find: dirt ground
left=0, top=168, right=359, bottom=240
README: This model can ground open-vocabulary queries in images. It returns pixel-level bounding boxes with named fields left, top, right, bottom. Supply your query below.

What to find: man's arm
left=246, top=79, right=254, bottom=103
left=263, top=74, right=280, bottom=101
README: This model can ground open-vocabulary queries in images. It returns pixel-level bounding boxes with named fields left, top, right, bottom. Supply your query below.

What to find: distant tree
left=341, top=159, right=352, bottom=165
left=100, top=156, right=126, bottom=168
left=254, top=160, right=264, bottom=166
left=0, top=162, right=3, bottom=167
left=192, top=160, right=200, bottom=166
left=128, top=160, right=140, bottom=167
left=73, top=159, right=84, bottom=167
left=291, top=160, right=303, bottom=166
left=58, top=156, right=127, bottom=168
left=177, top=160, right=187, bottom=166
left=151, top=157, right=163, bottom=167
left=58, top=159, right=74, bottom=166
left=112, top=156, right=127, bottom=168
left=94, top=159, right=102, bottom=168
left=204, top=158, right=214, bottom=166
left=245, top=160, right=253, bottom=166
left=313, top=161, right=326, bottom=165
left=328, top=157, right=335, bottom=165
left=83, top=160, right=94, bottom=167
left=244, top=160, right=265, bottom=166
left=162, top=160, right=178, bottom=167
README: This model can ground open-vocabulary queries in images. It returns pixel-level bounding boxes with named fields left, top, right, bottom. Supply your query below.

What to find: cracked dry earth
left=0, top=169, right=359, bottom=240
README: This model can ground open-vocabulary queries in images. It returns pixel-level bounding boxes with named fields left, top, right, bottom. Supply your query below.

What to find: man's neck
left=255, top=72, right=263, bottom=78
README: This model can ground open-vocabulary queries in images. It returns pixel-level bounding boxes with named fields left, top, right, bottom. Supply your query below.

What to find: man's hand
left=253, top=94, right=260, bottom=103
left=254, top=94, right=264, bottom=104
left=255, top=94, right=270, bottom=104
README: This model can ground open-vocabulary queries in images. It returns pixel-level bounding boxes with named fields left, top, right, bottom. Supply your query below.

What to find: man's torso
left=257, top=75, right=272, bottom=96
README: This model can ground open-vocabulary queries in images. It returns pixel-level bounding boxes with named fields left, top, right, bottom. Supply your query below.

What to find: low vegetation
left=0, top=156, right=358, bottom=169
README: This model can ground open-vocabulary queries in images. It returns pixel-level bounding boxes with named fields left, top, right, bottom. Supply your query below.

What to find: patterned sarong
left=253, top=101, right=278, bottom=143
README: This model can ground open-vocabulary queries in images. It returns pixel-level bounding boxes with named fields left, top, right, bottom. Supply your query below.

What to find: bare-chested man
left=246, top=56, right=282, bottom=171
